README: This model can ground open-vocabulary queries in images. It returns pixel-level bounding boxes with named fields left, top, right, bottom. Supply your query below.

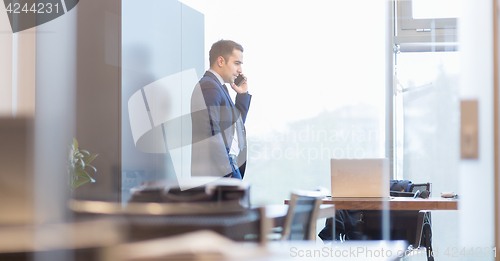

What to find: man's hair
left=209, top=40, right=243, bottom=67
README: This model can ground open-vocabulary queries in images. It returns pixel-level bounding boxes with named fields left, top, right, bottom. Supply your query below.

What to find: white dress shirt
left=208, top=69, right=241, bottom=156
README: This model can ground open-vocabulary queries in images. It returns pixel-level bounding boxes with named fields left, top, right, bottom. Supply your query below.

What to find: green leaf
left=74, top=169, right=95, bottom=182
left=73, top=138, right=79, bottom=151
left=86, top=164, right=97, bottom=172
left=80, top=150, right=90, bottom=155
left=74, top=158, right=84, bottom=170
left=76, top=153, right=84, bottom=158
left=84, top=154, right=98, bottom=165
left=74, top=168, right=88, bottom=179
left=72, top=178, right=90, bottom=190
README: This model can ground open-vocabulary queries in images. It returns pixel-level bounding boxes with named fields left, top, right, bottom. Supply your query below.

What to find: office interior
left=0, top=0, right=499, bottom=260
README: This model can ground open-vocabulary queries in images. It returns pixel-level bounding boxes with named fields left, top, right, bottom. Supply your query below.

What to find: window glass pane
left=396, top=51, right=460, bottom=191
left=395, top=51, right=460, bottom=251
left=412, top=0, right=461, bottom=19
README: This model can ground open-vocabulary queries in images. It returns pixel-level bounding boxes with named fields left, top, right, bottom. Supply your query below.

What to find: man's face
left=220, top=50, right=243, bottom=83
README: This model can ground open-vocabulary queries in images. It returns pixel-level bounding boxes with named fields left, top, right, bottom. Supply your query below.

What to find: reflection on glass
left=412, top=0, right=461, bottom=19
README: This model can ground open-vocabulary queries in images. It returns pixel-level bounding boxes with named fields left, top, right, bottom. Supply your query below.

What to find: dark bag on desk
left=390, top=179, right=414, bottom=197
left=129, top=178, right=251, bottom=209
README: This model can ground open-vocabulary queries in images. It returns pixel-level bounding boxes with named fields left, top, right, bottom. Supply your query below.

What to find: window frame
left=395, top=0, right=458, bottom=50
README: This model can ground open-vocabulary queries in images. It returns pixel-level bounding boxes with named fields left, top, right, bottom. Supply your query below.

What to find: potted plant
left=68, top=138, right=99, bottom=192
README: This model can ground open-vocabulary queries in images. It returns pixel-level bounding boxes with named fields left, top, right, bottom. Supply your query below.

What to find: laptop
left=330, top=158, right=390, bottom=198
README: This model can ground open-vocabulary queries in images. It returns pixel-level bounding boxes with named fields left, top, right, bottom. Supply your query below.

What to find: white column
left=459, top=0, right=495, bottom=250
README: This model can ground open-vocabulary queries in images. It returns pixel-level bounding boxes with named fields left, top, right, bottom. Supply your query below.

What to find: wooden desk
left=319, top=197, right=458, bottom=211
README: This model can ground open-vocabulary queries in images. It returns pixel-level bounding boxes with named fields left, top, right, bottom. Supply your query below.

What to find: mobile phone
left=234, top=74, right=246, bottom=87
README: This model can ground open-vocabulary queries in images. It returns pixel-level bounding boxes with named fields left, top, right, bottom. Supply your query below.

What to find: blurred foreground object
left=0, top=117, right=34, bottom=225
left=102, top=230, right=268, bottom=261
left=0, top=219, right=124, bottom=260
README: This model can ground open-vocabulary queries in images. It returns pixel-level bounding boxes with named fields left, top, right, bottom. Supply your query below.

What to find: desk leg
left=311, top=222, right=316, bottom=241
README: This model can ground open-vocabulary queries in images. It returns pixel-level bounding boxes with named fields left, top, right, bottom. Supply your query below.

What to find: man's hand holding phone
left=230, top=74, right=248, bottom=94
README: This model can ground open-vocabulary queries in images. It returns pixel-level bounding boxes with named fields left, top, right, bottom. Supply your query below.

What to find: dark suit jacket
left=191, top=71, right=251, bottom=178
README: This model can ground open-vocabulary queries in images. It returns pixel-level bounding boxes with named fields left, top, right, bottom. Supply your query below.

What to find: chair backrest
left=281, top=189, right=326, bottom=240
left=410, top=182, right=431, bottom=197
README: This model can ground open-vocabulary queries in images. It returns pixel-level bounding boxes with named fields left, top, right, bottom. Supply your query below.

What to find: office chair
left=410, top=182, right=432, bottom=198
left=281, top=189, right=327, bottom=241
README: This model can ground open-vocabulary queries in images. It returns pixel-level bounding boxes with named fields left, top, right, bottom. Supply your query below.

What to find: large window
left=179, top=0, right=388, bottom=205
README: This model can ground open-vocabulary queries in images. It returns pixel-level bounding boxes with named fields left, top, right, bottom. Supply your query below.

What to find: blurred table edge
left=285, top=197, right=457, bottom=211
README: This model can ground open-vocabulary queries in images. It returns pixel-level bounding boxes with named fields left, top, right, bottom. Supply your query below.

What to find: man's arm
left=234, top=93, right=251, bottom=123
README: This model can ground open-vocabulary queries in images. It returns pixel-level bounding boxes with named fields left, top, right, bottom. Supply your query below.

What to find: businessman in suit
left=191, top=40, right=251, bottom=179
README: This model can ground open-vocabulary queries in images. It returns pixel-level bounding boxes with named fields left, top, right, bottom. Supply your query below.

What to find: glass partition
left=122, top=0, right=388, bottom=241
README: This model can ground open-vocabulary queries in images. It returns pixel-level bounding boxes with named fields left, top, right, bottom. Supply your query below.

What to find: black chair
left=281, top=189, right=327, bottom=241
